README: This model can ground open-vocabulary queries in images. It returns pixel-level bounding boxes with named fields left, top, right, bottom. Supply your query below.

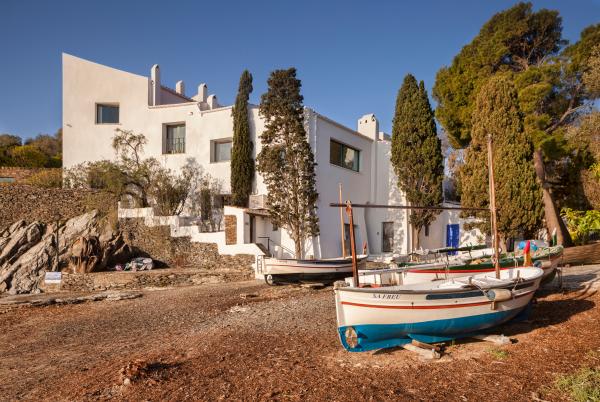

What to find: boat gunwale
left=335, top=277, right=540, bottom=295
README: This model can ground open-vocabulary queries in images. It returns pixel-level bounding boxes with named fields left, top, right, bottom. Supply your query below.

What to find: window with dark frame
left=330, top=139, right=360, bottom=172
left=165, top=124, right=185, bottom=154
left=212, top=139, right=232, bottom=162
left=96, top=104, right=119, bottom=124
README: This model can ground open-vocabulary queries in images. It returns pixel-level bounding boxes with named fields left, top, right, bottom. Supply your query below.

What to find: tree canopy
left=391, top=74, right=444, bottom=247
left=433, top=2, right=600, bottom=245
left=460, top=75, right=543, bottom=240
left=257, top=68, right=319, bottom=258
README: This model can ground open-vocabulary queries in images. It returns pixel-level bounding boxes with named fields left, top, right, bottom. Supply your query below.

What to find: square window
left=330, top=139, right=360, bottom=172
left=165, top=124, right=185, bottom=154
left=211, top=139, right=232, bottom=162
left=96, top=104, right=119, bottom=124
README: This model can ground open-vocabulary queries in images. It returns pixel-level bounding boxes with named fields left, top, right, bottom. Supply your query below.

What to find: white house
left=62, top=53, right=483, bottom=260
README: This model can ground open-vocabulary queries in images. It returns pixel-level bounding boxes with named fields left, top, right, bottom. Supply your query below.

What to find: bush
left=25, top=169, right=62, bottom=188
left=561, top=208, right=600, bottom=245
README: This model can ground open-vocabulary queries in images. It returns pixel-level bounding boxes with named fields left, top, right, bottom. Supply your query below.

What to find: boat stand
left=400, top=340, right=441, bottom=360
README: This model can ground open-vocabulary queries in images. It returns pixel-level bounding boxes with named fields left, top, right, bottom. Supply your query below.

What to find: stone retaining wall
left=0, top=185, right=116, bottom=229
left=0, top=167, right=60, bottom=183
left=117, top=217, right=255, bottom=269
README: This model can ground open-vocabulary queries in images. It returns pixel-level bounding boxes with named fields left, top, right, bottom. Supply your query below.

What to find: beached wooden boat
left=258, top=255, right=367, bottom=285
left=385, top=245, right=563, bottom=285
left=334, top=266, right=544, bottom=352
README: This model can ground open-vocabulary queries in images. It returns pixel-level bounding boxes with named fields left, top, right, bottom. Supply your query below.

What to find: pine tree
left=460, top=75, right=543, bottom=242
left=391, top=74, right=444, bottom=249
left=230, top=70, right=254, bottom=207
left=257, top=68, right=319, bottom=258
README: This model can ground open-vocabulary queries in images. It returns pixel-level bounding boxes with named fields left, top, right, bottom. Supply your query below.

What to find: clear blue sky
left=1, top=0, right=599, bottom=139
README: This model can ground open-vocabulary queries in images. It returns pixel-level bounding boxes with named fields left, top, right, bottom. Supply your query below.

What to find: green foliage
left=8, top=145, right=49, bottom=167
left=561, top=208, right=600, bottom=245
left=230, top=70, right=255, bottom=207
left=433, top=2, right=566, bottom=148
left=391, top=74, right=444, bottom=238
left=554, top=367, right=600, bottom=402
left=0, top=134, right=22, bottom=148
left=257, top=68, right=319, bottom=258
left=460, top=76, right=543, bottom=239
left=583, top=44, right=600, bottom=97
left=488, top=348, right=509, bottom=360
left=0, top=129, right=62, bottom=168
left=25, top=169, right=62, bottom=188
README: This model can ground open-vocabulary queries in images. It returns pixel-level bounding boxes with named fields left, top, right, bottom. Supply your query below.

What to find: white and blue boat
left=334, top=266, right=543, bottom=352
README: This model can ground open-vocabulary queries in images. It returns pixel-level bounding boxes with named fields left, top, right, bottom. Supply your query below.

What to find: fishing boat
left=258, top=255, right=368, bottom=285
left=387, top=243, right=563, bottom=286
left=334, top=266, right=544, bottom=352
left=331, top=134, right=545, bottom=352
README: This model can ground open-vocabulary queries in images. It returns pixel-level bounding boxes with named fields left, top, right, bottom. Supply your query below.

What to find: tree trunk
left=533, top=149, right=573, bottom=247
left=412, top=225, right=420, bottom=251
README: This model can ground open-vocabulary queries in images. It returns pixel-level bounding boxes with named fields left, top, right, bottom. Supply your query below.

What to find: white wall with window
left=164, top=123, right=185, bottom=154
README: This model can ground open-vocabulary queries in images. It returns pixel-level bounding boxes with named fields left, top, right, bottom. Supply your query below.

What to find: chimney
left=151, top=64, right=161, bottom=106
left=207, top=94, right=219, bottom=109
left=197, top=83, right=208, bottom=103
left=175, top=80, right=185, bottom=96
left=357, top=114, right=379, bottom=140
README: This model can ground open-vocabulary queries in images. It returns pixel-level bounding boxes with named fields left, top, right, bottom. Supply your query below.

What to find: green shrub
left=25, top=169, right=62, bottom=188
left=561, top=208, right=600, bottom=245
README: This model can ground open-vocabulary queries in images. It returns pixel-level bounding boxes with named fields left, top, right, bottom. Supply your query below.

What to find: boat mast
left=345, top=201, right=359, bottom=287
left=339, top=183, right=346, bottom=258
left=487, top=134, right=501, bottom=279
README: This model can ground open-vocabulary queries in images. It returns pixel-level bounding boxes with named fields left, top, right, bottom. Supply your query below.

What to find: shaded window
left=330, top=139, right=360, bottom=172
left=165, top=124, right=185, bottom=154
left=425, top=225, right=430, bottom=237
left=96, top=104, right=119, bottom=124
left=211, top=139, right=232, bottom=162
left=382, top=222, right=394, bottom=252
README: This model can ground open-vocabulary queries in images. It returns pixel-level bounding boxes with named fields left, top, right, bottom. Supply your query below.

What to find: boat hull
left=261, top=256, right=367, bottom=284
left=395, top=247, right=562, bottom=286
left=335, top=268, right=542, bottom=352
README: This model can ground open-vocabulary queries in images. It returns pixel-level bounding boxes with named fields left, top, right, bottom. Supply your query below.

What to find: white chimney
left=150, top=64, right=161, bottom=106
left=357, top=114, right=379, bottom=140
left=207, top=94, right=219, bottom=109
left=197, top=83, right=208, bottom=103
left=175, top=80, right=185, bottom=96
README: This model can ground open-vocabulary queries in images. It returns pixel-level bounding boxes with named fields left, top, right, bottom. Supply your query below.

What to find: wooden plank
left=402, top=343, right=441, bottom=359
left=411, top=339, right=441, bottom=352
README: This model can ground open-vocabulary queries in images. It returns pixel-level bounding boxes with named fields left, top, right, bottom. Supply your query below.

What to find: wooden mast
left=345, top=201, right=359, bottom=288
left=339, top=183, right=346, bottom=258
left=487, top=134, right=501, bottom=279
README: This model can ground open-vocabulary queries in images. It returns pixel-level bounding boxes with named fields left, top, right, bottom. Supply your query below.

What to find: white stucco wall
left=418, top=203, right=487, bottom=250
left=63, top=53, right=433, bottom=260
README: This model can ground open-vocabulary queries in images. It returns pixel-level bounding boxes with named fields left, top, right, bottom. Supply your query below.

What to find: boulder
left=0, top=210, right=132, bottom=294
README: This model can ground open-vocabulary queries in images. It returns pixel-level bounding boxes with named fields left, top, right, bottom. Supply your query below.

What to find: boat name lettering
left=372, top=293, right=403, bottom=299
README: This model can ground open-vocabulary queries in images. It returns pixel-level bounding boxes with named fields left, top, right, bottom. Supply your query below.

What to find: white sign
left=44, top=272, right=62, bottom=284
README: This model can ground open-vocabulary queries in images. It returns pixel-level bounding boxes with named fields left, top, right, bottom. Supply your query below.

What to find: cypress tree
left=460, top=75, right=543, bottom=241
left=256, top=68, right=319, bottom=258
left=391, top=74, right=444, bottom=249
left=230, top=70, right=254, bottom=207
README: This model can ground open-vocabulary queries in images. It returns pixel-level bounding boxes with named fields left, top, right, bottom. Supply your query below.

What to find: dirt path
left=1, top=272, right=599, bottom=401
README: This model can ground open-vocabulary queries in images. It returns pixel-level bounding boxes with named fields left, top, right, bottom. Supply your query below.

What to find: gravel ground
left=1, top=268, right=599, bottom=401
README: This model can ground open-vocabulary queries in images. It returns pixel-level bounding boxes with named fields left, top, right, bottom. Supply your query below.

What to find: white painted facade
left=63, top=53, right=483, bottom=259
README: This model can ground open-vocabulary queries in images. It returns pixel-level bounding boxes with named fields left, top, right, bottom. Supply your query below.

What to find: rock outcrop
left=0, top=210, right=132, bottom=294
